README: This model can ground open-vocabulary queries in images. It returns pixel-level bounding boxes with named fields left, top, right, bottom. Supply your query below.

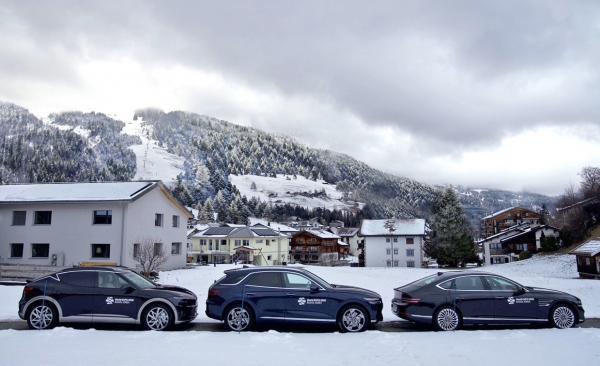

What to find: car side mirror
left=514, top=286, right=526, bottom=295
left=309, top=284, right=320, bottom=293
left=121, top=285, right=135, bottom=294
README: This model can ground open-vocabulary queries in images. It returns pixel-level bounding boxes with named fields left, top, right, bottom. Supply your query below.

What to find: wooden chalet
left=289, top=230, right=342, bottom=264
left=482, top=206, right=541, bottom=238
left=569, top=238, right=600, bottom=279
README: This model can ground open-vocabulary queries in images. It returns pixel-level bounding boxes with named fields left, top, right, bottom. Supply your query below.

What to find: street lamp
left=384, top=219, right=396, bottom=267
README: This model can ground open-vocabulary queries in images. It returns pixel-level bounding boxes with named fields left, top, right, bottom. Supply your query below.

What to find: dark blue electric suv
left=206, top=266, right=383, bottom=332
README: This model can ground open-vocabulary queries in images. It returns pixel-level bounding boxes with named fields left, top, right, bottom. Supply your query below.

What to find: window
left=393, top=248, right=399, bottom=255
left=172, top=215, right=179, bottom=228
left=155, top=213, right=163, bottom=226
left=406, top=249, right=414, bottom=257
left=266, top=240, right=270, bottom=246
left=242, top=240, right=249, bottom=246
left=171, top=242, right=181, bottom=254
left=283, top=273, right=314, bottom=289
left=32, top=243, right=49, bottom=258
left=34, top=211, right=52, bottom=225
left=393, top=260, right=399, bottom=267
left=386, top=260, right=391, bottom=267
left=586, top=258, right=591, bottom=266
left=201, top=239, right=207, bottom=246
left=209, top=240, right=213, bottom=250
left=248, top=272, right=281, bottom=287
left=153, top=243, right=163, bottom=256
left=267, top=255, right=272, bottom=260
left=234, top=240, right=241, bottom=247
left=93, top=210, right=112, bottom=224
left=454, top=276, right=485, bottom=291
left=12, top=211, right=26, bottom=225
left=407, top=261, right=415, bottom=268
left=59, top=272, right=95, bottom=287
left=484, top=276, right=519, bottom=292
left=97, top=272, right=127, bottom=289
left=577, top=257, right=581, bottom=265
left=10, top=243, right=24, bottom=258
left=386, top=249, right=391, bottom=255
left=386, top=238, right=390, bottom=243
left=393, top=238, right=398, bottom=243
left=406, top=238, right=414, bottom=244
left=256, top=239, right=263, bottom=244
left=133, top=243, right=140, bottom=258
left=92, top=244, right=110, bottom=258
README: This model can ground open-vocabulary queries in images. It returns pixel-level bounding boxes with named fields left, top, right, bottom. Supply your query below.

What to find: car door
left=55, top=271, right=95, bottom=320
left=93, top=271, right=139, bottom=321
left=483, top=275, right=538, bottom=320
left=244, top=272, right=285, bottom=322
left=442, top=275, right=494, bottom=322
left=282, top=272, right=332, bottom=322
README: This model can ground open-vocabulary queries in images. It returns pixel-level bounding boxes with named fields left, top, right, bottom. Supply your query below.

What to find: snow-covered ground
left=230, top=174, right=359, bottom=211
left=1, top=254, right=599, bottom=365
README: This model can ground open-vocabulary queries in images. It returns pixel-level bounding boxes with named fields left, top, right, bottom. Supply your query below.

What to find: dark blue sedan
left=206, top=266, right=383, bottom=332
left=392, top=271, right=585, bottom=331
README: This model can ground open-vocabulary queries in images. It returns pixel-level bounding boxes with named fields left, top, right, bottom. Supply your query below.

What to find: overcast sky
left=1, top=1, right=599, bottom=196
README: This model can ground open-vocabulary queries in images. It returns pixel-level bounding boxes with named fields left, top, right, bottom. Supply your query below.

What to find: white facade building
left=359, top=219, right=426, bottom=268
left=0, top=181, right=192, bottom=271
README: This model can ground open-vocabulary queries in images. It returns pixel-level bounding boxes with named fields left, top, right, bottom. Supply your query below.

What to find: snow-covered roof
left=304, top=230, right=340, bottom=239
left=249, top=217, right=299, bottom=233
left=334, top=228, right=359, bottom=237
left=0, top=181, right=156, bottom=203
left=359, top=219, right=425, bottom=236
left=569, top=238, right=600, bottom=257
left=482, top=206, right=518, bottom=219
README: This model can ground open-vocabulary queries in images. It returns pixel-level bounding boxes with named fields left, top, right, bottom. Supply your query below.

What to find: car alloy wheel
left=338, top=305, right=368, bottom=333
left=225, top=305, right=253, bottom=332
left=435, top=307, right=461, bottom=331
left=27, top=303, right=57, bottom=330
left=143, top=304, right=172, bottom=331
left=551, top=305, right=575, bottom=329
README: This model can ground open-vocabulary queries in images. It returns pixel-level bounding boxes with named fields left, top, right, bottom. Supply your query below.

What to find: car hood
left=148, top=284, right=197, bottom=298
left=526, top=287, right=574, bottom=297
left=330, top=284, right=381, bottom=298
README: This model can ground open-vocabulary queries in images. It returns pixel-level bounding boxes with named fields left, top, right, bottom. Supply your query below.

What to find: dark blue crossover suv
left=206, top=266, right=383, bottom=332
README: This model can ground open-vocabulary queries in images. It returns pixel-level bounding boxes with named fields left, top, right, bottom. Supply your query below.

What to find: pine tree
left=431, top=186, right=477, bottom=267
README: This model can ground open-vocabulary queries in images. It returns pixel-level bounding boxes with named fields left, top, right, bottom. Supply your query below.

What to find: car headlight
left=364, top=298, right=382, bottom=305
left=173, top=297, right=196, bottom=307
left=575, top=298, right=582, bottom=306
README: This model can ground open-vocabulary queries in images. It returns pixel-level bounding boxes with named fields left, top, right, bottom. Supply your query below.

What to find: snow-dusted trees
left=429, top=186, right=478, bottom=267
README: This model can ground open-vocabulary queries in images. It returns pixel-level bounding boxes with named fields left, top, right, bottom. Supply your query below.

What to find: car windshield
left=404, top=274, right=439, bottom=287
left=120, top=271, right=156, bottom=289
left=304, top=271, right=332, bottom=289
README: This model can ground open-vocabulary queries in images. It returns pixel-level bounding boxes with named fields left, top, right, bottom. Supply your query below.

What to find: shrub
left=519, top=251, right=532, bottom=260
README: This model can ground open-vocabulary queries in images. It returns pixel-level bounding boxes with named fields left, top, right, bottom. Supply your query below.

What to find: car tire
left=434, top=306, right=462, bottom=331
left=224, top=304, right=254, bottom=332
left=337, top=304, right=369, bottom=333
left=27, top=302, right=58, bottom=330
left=142, top=303, right=173, bottom=331
left=550, top=304, right=576, bottom=329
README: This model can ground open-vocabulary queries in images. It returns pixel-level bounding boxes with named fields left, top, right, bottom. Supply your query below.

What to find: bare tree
left=131, top=235, right=170, bottom=278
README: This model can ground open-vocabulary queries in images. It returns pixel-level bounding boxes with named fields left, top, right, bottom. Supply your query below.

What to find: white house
left=359, top=219, right=426, bottom=268
left=0, top=181, right=193, bottom=271
left=330, top=227, right=360, bottom=255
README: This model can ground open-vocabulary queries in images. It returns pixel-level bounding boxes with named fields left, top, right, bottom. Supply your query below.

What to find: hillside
left=0, top=102, right=557, bottom=226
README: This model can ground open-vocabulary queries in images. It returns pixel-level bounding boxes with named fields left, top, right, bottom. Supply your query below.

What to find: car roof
left=223, top=266, right=309, bottom=275
left=56, top=266, right=132, bottom=274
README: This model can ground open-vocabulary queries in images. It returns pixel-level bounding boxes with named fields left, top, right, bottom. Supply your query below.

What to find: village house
left=482, top=206, right=541, bottom=238
left=289, top=230, right=343, bottom=264
left=189, top=225, right=289, bottom=266
left=569, top=238, right=600, bottom=279
left=330, top=227, right=360, bottom=255
left=358, top=219, right=426, bottom=268
left=480, top=223, right=560, bottom=265
left=0, top=181, right=192, bottom=271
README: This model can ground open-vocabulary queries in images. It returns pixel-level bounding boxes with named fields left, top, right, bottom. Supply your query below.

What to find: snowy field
left=230, top=174, right=358, bottom=211
left=1, top=254, right=599, bottom=365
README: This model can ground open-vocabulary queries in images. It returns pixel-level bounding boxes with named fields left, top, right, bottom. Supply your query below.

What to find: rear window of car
left=218, top=272, right=249, bottom=285
left=59, top=271, right=95, bottom=287
left=405, top=274, right=439, bottom=287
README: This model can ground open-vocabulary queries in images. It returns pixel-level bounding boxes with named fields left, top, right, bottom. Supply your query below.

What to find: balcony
left=490, top=248, right=508, bottom=255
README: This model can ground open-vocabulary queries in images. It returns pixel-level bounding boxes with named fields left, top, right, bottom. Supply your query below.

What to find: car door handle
left=245, top=293, right=255, bottom=296
left=286, top=293, right=296, bottom=296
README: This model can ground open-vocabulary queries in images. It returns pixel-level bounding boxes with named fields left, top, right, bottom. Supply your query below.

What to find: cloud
left=1, top=0, right=599, bottom=196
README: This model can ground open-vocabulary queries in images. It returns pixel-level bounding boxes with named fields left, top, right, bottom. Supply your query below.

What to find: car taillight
left=401, top=294, right=420, bottom=304
left=23, top=286, right=34, bottom=296
left=208, top=289, right=219, bottom=297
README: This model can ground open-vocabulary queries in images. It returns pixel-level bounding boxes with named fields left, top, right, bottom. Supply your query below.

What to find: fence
left=0, top=263, right=70, bottom=282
